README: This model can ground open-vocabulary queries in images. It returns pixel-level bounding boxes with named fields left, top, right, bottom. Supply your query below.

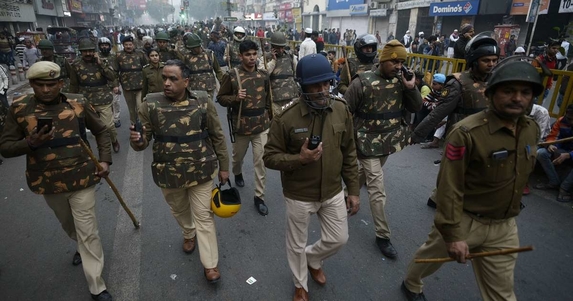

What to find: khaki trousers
left=112, top=93, right=121, bottom=122
left=43, top=185, right=107, bottom=295
left=232, top=129, right=268, bottom=199
left=285, top=190, right=349, bottom=292
left=93, top=103, right=118, bottom=143
left=404, top=212, right=519, bottom=301
left=123, top=90, right=142, bottom=124
left=359, top=156, right=390, bottom=239
left=161, top=180, right=219, bottom=268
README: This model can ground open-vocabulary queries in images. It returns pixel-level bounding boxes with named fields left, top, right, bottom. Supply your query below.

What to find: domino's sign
left=429, top=1, right=479, bottom=16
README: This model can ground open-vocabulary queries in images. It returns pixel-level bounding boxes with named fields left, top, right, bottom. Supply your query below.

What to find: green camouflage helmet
left=270, top=32, right=287, bottom=47
left=155, top=32, right=170, bottom=41
left=485, top=60, right=544, bottom=97
left=185, top=33, right=202, bottom=49
left=78, top=39, right=96, bottom=51
left=37, top=39, right=54, bottom=49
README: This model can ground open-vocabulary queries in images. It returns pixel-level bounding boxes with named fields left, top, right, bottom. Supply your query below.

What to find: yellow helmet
left=211, top=182, right=241, bottom=218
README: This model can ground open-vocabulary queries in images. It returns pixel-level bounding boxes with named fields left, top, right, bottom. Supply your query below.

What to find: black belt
left=79, top=81, right=108, bottom=87
left=155, top=131, right=208, bottom=143
left=270, top=74, right=293, bottom=80
left=189, top=69, right=212, bottom=75
left=38, top=137, right=80, bottom=149
left=119, top=68, right=142, bottom=72
left=454, top=107, right=485, bottom=115
left=355, top=111, right=402, bottom=120
left=241, top=108, right=266, bottom=117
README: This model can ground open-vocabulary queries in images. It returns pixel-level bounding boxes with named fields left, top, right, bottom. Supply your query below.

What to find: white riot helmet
left=98, top=37, right=112, bottom=54
left=233, top=26, right=246, bottom=42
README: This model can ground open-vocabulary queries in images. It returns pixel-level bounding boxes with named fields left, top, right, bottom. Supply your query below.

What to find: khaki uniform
left=179, top=49, right=223, bottom=101
left=131, top=90, right=229, bottom=269
left=113, top=50, right=148, bottom=124
left=263, top=98, right=359, bottom=292
left=40, top=54, right=72, bottom=92
left=69, top=57, right=119, bottom=144
left=100, top=52, right=121, bottom=123
left=336, top=57, right=376, bottom=95
left=258, top=51, right=300, bottom=116
left=404, top=110, right=539, bottom=301
left=0, top=93, right=112, bottom=295
left=142, top=62, right=164, bottom=98
left=344, top=69, right=423, bottom=239
left=217, top=65, right=271, bottom=199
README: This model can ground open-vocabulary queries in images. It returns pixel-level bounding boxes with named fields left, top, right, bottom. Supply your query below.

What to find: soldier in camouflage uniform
left=142, top=49, right=164, bottom=98
left=337, top=34, right=379, bottom=95
left=0, top=62, right=113, bottom=301
left=224, top=26, right=246, bottom=69
left=70, top=40, right=121, bottom=153
left=134, top=28, right=146, bottom=50
left=217, top=40, right=271, bottom=216
left=344, top=40, right=423, bottom=258
left=113, top=35, right=148, bottom=124
left=258, top=32, right=300, bottom=117
left=155, top=32, right=179, bottom=63
left=130, top=60, right=229, bottom=284
left=412, top=35, right=499, bottom=208
left=37, top=39, right=72, bottom=92
left=179, top=34, right=224, bottom=101
left=98, top=37, right=122, bottom=128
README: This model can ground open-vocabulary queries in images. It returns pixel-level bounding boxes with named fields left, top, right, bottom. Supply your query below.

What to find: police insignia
left=49, top=70, right=56, bottom=78
left=441, top=89, right=448, bottom=97
left=445, top=143, right=465, bottom=161
left=391, top=52, right=398, bottom=59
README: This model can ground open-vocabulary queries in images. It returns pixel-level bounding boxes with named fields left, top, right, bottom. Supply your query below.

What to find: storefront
left=278, top=3, right=294, bottom=29
left=430, top=0, right=480, bottom=36
left=34, top=0, right=61, bottom=30
left=0, top=1, right=37, bottom=35
left=370, top=9, right=390, bottom=42
left=395, top=0, right=433, bottom=40
left=326, top=0, right=369, bottom=35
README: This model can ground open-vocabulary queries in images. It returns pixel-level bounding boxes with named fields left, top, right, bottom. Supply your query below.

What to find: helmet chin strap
left=302, top=90, right=332, bottom=110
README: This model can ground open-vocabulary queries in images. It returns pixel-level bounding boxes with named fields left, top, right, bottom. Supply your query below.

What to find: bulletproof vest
left=354, top=70, right=410, bottom=157
left=158, top=47, right=177, bottom=63
left=53, top=55, right=69, bottom=79
left=145, top=92, right=217, bottom=189
left=349, top=57, right=375, bottom=78
left=183, top=50, right=217, bottom=92
left=71, top=60, right=112, bottom=106
left=447, top=71, right=488, bottom=128
left=100, top=53, right=116, bottom=68
left=230, top=68, right=270, bottom=135
left=117, top=51, right=144, bottom=90
left=12, top=93, right=97, bottom=194
left=228, top=42, right=241, bottom=67
left=269, top=53, right=299, bottom=102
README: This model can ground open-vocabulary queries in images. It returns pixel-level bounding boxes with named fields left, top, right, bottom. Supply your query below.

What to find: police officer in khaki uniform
left=264, top=54, right=360, bottom=301
left=130, top=60, right=229, bottom=283
left=0, top=61, right=113, bottom=301
left=344, top=40, right=423, bottom=258
left=401, top=60, right=544, bottom=301
left=142, top=49, right=164, bottom=98
left=37, top=39, right=72, bottom=92
left=258, top=32, right=300, bottom=117
left=217, top=40, right=271, bottom=216
left=337, top=34, right=378, bottom=95
left=69, top=39, right=120, bottom=153
left=179, top=34, right=223, bottom=101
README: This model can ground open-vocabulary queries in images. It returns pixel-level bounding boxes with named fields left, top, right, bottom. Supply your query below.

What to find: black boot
left=91, top=290, right=113, bottom=301
left=426, top=198, right=437, bottom=209
left=72, top=251, right=82, bottom=266
left=376, top=237, right=397, bottom=258
left=254, top=196, right=268, bottom=216
left=235, top=173, right=245, bottom=187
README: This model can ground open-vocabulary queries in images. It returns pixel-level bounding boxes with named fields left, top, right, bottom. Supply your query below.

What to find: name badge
left=294, top=128, right=308, bottom=134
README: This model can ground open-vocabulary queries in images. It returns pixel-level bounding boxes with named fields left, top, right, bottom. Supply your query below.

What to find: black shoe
left=254, top=196, right=268, bottom=216
left=114, top=120, right=121, bottom=128
left=91, top=290, right=113, bottom=301
left=401, top=281, right=427, bottom=301
left=235, top=174, right=245, bottom=187
left=376, top=237, right=397, bottom=258
left=426, top=198, right=437, bottom=209
left=72, top=251, right=82, bottom=266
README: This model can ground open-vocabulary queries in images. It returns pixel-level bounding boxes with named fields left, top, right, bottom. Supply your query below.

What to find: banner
left=511, top=0, right=549, bottom=16
left=292, top=7, right=301, bottom=23
left=349, top=4, right=368, bottom=15
left=327, top=0, right=364, bottom=11
left=0, top=2, right=37, bottom=22
left=559, top=0, right=573, bottom=13
left=526, top=0, right=550, bottom=22
left=429, top=1, right=480, bottom=16
left=68, top=0, right=82, bottom=13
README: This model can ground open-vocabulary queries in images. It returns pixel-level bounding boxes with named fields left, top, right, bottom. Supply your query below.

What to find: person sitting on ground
left=523, top=103, right=551, bottom=195
left=420, top=73, right=447, bottom=149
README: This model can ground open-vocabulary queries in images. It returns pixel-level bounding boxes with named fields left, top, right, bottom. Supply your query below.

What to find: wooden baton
left=538, top=136, right=573, bottom=147
left=415, top=246, right=533, bottom=263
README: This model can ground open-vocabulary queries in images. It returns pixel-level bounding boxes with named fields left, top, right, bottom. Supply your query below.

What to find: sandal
left=534, top=183, right=559, bottom=190
left=421, top=143, right=439, bottom=149
left=557, top=189, right=573, bottom=203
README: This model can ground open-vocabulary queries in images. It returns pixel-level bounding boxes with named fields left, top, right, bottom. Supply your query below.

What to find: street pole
left=526, top=0, right=542, bottom=57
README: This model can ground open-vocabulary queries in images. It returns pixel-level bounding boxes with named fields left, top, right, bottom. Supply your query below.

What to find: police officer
left=179, top=34, right=224, bottom=101
left=70, top=39, right=120, bottom=153
left=401, top=60, right=543, bottom=301
left=337, top=34, right=378, bottom=95
left=217, top=40, right=271, bottom=216
left=0, top=61, right=113, bottom=301
left=258, top=32, right=300, bottom=117
left=130, top=59, right=229, bottom=283
left=142, top=49, right=164, bottom=98
left=98, top=37, right=122, bottom=128
left=344, top=40, right=423, bottom=258
left=225, top=26, right=246, bottom=69
left=113, top=35, right=148, bottom=124
left=155, top=32, right=179, bottom=63
left=37, top=39, right=72, bottom=92
left=413, top=35, right=499, bottom=208
left=263, top=54, right=360, bottom=301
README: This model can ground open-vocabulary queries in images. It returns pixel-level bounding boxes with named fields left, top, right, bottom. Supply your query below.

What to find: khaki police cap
left=27, top=61, right=61, bottom=80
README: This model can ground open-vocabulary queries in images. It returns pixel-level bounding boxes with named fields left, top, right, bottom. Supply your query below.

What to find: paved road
left=1, top=89, right=572, bottom=301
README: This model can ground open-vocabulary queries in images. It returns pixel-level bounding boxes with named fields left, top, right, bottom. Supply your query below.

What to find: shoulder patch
left=143, top=64, right=150, bottom=69
left=445, top=143, right=466, bottom=161
left=333, top=95, right=347, bottom=105
left=441, top=89, right=449, bottom=97
left=279, top=99, right=299, bottom=116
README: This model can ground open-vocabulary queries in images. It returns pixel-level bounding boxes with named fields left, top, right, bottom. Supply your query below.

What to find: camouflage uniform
left=0, top=92, right=112, bottom=296
left=258, top=52, right=300, bottom=116
left=142, top=62, right=164, bottom=98
left=100, top=51, right=121, bottom=124
left=40, top=54, right=72, bottom=92
left=344, top=69, right=422, bottom=241
left=69, top=57, right=119, bottom=144
left=179, top=49, right=223, bottom=101
left=113, top=50, right=147, bottom=124
left=157, top=47, right=179, bottom=63
left=131, top=90, right=229, bottom=270
left=337, top=57, right=377, bottom=95
left=217, top=66, right=271, bottom=200
left=224, top=41, right=242, bottom=69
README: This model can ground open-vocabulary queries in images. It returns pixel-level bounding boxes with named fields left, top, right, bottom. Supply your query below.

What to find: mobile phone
left=135, top=119, right=144, bottom=143
left=492, top=150, right=508, bottom=160
left=37, top=117, right=53, bottom=133
left=401, top=66, right=413, bottom=81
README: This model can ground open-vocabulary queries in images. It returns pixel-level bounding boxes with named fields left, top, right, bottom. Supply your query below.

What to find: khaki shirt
left=142, top=63, right=164, bottom=98
left=263, top=98, right=360, bottom=202
left=434, top=110, right=539, bottom=243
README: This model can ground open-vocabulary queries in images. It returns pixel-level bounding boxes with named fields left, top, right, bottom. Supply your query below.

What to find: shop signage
left=69, top=0, right=82, bottom=13
left=349, top=4, right=368, bottom=15
left=559, top=0, right=573, bottom=13
left=370, top=8, right=388, bottom=16
left=0, top=2, right=36, bottom=22
left=397, top=0, right=433, bottom=10
left=328, top=0, right=365, bottom=11
left=429, top=1, right=479, bottom=16
left=263, top=12, right=276, bottom=20
left=35, top=0, right=57, bottom=16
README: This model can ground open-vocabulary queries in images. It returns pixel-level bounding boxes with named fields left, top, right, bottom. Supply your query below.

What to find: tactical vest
left=158, top=48, right=177, bottom=63
left=71, top=60, right=112, bottom=106
left=117, top=51, right=144, bottom=90
left=145, top=92, right=217, bottom=189
left=52, top=55, right=69, bottom=79
left=13, top=93, right=97, bottom=194
left=269, top=54, right=299, bottom=102
left=230, top=68, right=270, bottom=135
left=354, top=71, right=409, bottom=157
left=228, top=42, right=241, bottom=67
left=349, top=58, right=375, bottom=78
left=448, top=71, right=488, bottom=127
left=183, top=50, right=217, bottom=92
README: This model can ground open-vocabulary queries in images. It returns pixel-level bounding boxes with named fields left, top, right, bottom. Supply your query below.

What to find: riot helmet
left=354, top=34, right=378, bottom=64
left=233, top=26, right=246, bottom=42
left=295, top=54, right=336, bottom=110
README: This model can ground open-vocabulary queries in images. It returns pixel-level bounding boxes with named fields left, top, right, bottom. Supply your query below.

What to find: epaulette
left=456, top=111, right=488, bottom=133
left=278, top=99, right=299, bottom=116
left=143, top=64, right=150, bottom=69
left=333, top=95, right=347, bottom=105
